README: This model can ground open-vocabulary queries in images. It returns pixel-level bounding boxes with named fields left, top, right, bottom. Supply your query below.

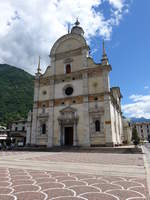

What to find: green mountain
left=130, top=117, right=150, bottom=122
left=0, top=64, right=34, bottom=125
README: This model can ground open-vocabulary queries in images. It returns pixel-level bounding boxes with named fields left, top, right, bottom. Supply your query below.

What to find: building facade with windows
left=9, top=120, right=27, bottom=146
left=132, top=122, right=150, bottom=140
left=0, top=126, right=8, bottom=145
left=122, top=118, right=132, bottom=144
left=27, top=20, right=124, bottom=147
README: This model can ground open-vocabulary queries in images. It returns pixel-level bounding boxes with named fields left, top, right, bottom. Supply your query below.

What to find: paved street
left=144, top=143, right=150, bottom=166
left=0, top=150, right=149, bottom=200
left=143, top=143, right=150, bottom=200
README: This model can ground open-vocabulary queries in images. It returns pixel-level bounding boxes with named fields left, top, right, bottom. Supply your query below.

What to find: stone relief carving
left=58, top=106, right=79, bottom=124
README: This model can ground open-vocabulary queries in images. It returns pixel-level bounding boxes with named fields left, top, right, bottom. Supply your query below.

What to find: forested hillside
left=0, top=64, right=34, bottom=125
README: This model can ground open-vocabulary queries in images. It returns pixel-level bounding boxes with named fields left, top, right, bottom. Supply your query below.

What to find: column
left=59, top=122, right=63, bottom=146
left=73, top=122, right=78, bottom=146
left=82, top=72, right=90, bottom=147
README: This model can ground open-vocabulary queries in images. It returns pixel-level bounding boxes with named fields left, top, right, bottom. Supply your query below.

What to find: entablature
left=35, top=92, right=109, bottom=108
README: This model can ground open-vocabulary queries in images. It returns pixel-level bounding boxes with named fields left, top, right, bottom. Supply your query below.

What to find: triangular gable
left=60, top=106, right=77, bottom=113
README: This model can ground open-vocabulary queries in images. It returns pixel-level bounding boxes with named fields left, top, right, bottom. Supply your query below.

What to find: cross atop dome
left=75, top=18, right=80, bottom=26
left=71, top=18, right=84, bottom=36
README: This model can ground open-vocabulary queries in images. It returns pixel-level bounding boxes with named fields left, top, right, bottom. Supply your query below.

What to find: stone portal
left=58, top=106, right=79, bottom=146
left=64, top=127, right=73, bottom=146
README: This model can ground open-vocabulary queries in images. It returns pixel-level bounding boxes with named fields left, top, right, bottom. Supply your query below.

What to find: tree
left=132, top=127, right=140, bottom=146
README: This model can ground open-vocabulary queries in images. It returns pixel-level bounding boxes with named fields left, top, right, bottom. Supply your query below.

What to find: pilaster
left=73, top=122, right=78, bottom=146
left=26, top=122, right=31, bottom=145
left=31, top=103, right=38, bottom=145
left=82, top=71, right=90, bottom=146
left=51, top=57, right=56, bottom=75
left=47, top=78, right=55, bottom=148
left=82, top=49, right=88, bottom=68
left=104, top=95, right=113, bottom=146
left=47, top=100, right=54, bottom=148
left=26, top=111, right=32, bottom=145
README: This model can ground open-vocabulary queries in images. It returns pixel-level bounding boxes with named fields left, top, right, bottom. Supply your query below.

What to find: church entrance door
left=64, top=127, right=73, bottom=146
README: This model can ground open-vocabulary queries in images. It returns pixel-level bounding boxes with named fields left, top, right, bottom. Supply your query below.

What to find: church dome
left=71, top=19, right=84, bottom=36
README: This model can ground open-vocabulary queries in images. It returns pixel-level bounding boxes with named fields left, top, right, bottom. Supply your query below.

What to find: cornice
left=36, top=65, right=105, bottom=86
left=35, top=92, right=107, bottom=108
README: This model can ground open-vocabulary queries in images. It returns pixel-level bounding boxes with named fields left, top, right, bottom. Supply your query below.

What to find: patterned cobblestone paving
left=0, top=151, right=148, bottom=199
left=22, top=152, right=144, bottom=166
left=0, top=167, right=148, bottom=200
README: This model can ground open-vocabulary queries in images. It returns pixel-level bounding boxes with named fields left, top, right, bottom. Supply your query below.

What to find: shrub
left=132, top=127, right=140, bottom=146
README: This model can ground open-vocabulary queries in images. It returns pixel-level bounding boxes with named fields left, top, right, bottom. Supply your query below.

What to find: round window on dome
left=65, top=87, right=73, bottom=96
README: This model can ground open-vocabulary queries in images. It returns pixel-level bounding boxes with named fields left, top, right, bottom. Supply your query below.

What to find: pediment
left=60, top=106, right=77, bottom=113
left=50, top=34, right=87, bottom=57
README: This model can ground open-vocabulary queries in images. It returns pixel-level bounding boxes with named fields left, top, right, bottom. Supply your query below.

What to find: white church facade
left=26, top=20, right=124, bottom=147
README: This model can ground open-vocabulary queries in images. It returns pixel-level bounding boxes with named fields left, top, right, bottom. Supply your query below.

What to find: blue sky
left=91, top=0, right=150, bottom=118
left=0, top=0, right=149, bottom=118
left=92, top=0, right=150, bottom=102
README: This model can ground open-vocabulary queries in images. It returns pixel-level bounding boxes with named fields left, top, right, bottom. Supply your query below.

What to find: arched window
left=95, top=120, right=100, bottom=132
left=42, top=124, right=46, bottom=134
left=66, top=64, right=71, bottom=74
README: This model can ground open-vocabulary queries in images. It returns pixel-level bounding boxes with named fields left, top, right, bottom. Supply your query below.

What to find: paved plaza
left=0, top=150, right=149, bottom=200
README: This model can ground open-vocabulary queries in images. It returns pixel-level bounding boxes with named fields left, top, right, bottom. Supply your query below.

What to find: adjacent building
left=122, top=118, right=132, bottom=144
left=9, top=120, right=27, bottom=146
left=0, top=126, right=8, bottom=145
left=27, top=20, right=125, bottom=147
left=132, top=122, right=150, bottom=140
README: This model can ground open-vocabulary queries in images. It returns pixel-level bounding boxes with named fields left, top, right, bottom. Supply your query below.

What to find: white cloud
left=144, top=86, right=149, bottom=90
left=109, top=0, right=125, bottom=10
left=122, top=94, right=150, bottom=118
left=0, top=0, right=129, bottom=74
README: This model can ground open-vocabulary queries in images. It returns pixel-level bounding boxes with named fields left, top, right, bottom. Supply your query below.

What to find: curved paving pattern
left=0, top=167, right=148, bottom=200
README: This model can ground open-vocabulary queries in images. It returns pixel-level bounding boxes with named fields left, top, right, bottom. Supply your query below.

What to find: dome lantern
left=71, top=19, right=84, bottom=36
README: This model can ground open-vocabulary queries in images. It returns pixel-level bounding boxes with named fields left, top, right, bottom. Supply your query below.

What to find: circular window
left=43, top=90, right=47, bottom=95
left=65, top=87, right=73, bottom=96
